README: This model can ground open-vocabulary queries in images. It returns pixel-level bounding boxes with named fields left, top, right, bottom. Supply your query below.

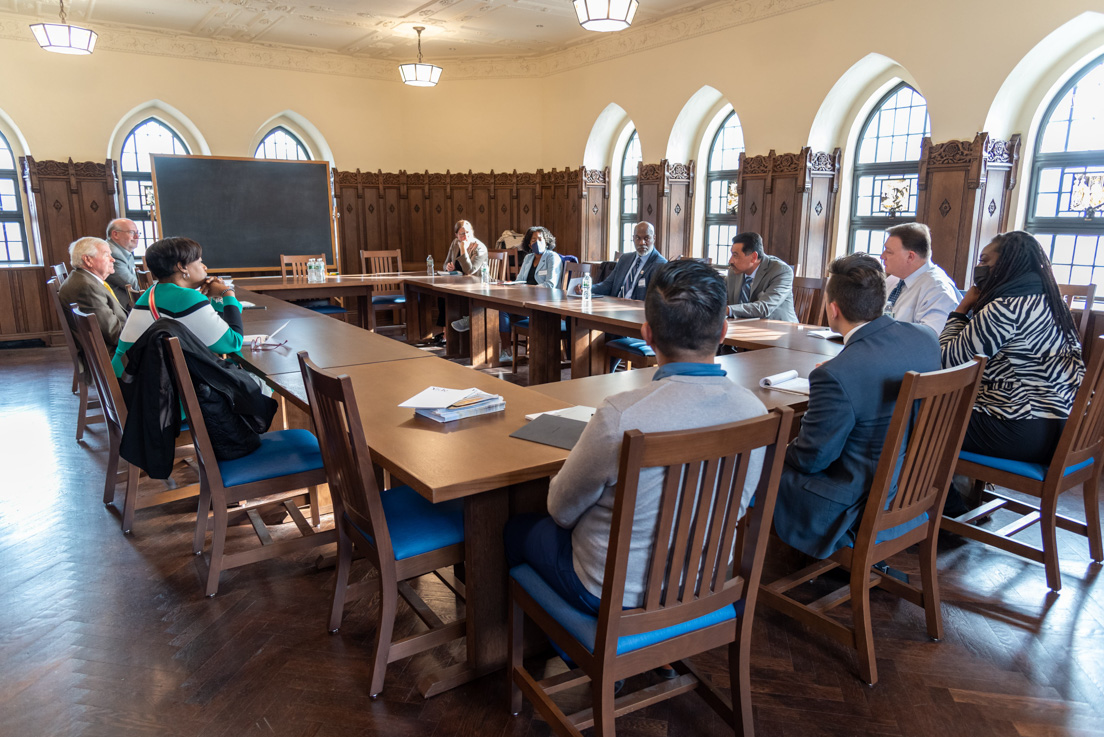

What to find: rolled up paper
left=760, top=369, right=799, bottom=388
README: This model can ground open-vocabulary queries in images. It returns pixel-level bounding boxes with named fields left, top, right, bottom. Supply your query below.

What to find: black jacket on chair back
left=119, top=319, right=278, bottom=479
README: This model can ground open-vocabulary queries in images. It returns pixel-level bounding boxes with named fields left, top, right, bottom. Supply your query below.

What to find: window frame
left=254, top=125, right=312, bottom=161
left=1024, top=54, right=1104, bottom=288
left=0, top=130, right=28, bottom=265
left=618, top=130, right=641, bottom=257
left=848, top=82, right=931, bottom=256
left=118, top=117, right=190, bottom=255
left=704, top=110, right=744, bottom=265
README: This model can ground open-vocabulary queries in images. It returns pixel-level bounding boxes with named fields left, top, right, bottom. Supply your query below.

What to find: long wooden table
left=235, top=274, right=394, bottom=329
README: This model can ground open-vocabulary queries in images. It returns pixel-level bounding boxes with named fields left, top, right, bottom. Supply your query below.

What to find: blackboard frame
left=150, top=154, right=337, bottom=272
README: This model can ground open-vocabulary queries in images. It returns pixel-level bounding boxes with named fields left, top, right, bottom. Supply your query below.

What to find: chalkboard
left=151, top=155, right=335, bottom=270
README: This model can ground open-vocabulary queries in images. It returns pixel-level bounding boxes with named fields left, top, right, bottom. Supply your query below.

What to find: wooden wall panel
left=581, top=168, right=609, bottom=263
left=638, top=160, right=695, bottom=260
left=0, top=267, right=52, bottom=341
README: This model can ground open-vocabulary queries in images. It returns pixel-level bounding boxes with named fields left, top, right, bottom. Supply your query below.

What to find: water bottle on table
left=426, top=254, right=434, bottom=276
left=581, top=272, right=592, bottom=301
left=480, top=263, right=489, bottom=284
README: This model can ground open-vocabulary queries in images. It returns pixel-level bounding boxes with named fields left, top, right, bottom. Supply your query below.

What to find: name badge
left=637, top=277, right=646, bottom=287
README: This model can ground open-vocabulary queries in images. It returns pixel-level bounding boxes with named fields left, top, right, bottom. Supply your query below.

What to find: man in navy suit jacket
left=591, top=221, right=668, bottom=300
left=773, top=253, right=940, bottom=559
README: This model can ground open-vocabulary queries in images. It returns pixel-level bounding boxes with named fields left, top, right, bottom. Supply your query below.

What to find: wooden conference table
left=235, top=274, right=393, bottom=330
left=235, top=288, right=821, bottom=697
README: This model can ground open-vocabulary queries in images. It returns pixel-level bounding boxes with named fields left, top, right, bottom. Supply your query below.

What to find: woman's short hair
left=68, top=237, right=108, bottom=269
left=144, top=237, right=203, bottom=279
left=644, top=260, right=727, bottom=355
left=977, top=231, right=1078, bottom=342
left=826, top=253, right=886, bottom=323
left=520, top=226, right=556, bottom=252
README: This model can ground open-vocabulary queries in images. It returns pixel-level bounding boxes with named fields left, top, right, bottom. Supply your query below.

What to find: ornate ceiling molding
left=0, top=0, right=831, bottom=81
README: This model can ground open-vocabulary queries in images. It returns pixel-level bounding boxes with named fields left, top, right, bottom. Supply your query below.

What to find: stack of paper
left=400, top=386, right=505, bottom=423
left=759, top=370, right=810, bottom=395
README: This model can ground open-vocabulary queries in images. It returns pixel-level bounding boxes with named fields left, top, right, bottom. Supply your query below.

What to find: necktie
left=103, top=281, right=120, bottom=303
left=620, top=254, right=644, bottom=298
left=739, top=275, right=753, bottom=304
left=887, top=280, right=906, bottom=307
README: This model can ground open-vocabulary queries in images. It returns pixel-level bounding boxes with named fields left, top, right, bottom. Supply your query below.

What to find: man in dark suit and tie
left=772, top=253, right=940, bottom=558
left=591, top=221, right=667, bottom=300
left=58, top=237, right=129, bottom=354
left=726, top=232, right=797, bottom=322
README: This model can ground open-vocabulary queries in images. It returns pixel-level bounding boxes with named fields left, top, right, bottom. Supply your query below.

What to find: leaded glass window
left=255, top=126, right=310, bottom=161
left=1026, top=55, right=1104, bottom=287
left=0, top=131, right=27, bottom=264
left=704, top=111, right=745, bottom=265
left=119, top=118, right=189, bottom=255
left=849, top=84, right=931, bottom=255
left=619, top=130, right=642, bottom=256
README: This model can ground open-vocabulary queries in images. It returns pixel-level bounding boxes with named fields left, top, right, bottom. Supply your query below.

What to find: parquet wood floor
left=3, top=344, right=1104, bottom=736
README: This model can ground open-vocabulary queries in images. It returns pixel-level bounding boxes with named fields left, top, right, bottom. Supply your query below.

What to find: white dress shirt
left=884, top=261, right=961, bottom=336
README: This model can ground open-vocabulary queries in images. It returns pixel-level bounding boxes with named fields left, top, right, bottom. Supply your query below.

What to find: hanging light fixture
left=30, top=0, right=97, bottom=55
left=398, top=27, right=442, bottom=87
left=574, top=0, right=639, bottom=32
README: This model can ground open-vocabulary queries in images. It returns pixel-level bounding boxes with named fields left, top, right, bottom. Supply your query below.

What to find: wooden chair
left=505, top=246, right=521, bottom=280
left=510, top=262, right=590, bottom=372
left=1058, top=283, right=1096, bottom=344
left=163, top=336, right=334, bottom=596
left=279, top=253, right=349, bottom=321
left=51, top=263, right=69, bottom=282
left=359, top=249, right=406, bottom=334
left=486, top=250, right=508, bottom=281
left=298, top=352, right=467, bottom=698
left=943, top=336, right=1104, bottom=591
left=71, top=308, right=198, bottom=533
left=126, top=284, right=145, bottom=309
left=605, top=337, right=657, bottom=371
left=508, top=408, right=794, bottom=737
left=46, top=277, right=103, bottom=439
left=759, top=357, right=985, bottom=685
left=792, top=275, right=826, bottom=325
left=135, top=268, right=154, bottom=290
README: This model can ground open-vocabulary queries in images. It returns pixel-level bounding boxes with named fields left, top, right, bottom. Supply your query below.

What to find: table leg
left=571, top=323, right=607, bottom=379
left=469, top=303, right=500, bottom=370
left=356, top=293, right=370, bottom=330
left=406, top=285, right=434, bottom=343
left=444, top=295, right=470, bottom=359
left=527, top=310, right=562, bottom=385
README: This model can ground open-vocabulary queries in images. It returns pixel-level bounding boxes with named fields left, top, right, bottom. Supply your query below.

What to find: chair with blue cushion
left=298, top=352, right=466, bottom=699
left=508, top=407, right=794, bottom=737
left=72, top=308, right=198, bottom=534
left=760, top=358, right=985, bottom=685
left=360, top=249, right=407, bottom=334
left=279, top=253, right=349, bottom=322
left=163, top=336, right=334, bottom=597
left=943, top=336, right=1104, bottom=592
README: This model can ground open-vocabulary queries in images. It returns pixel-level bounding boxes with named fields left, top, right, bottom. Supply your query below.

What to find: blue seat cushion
left=292, top=298, right=334, bottom=310
left=218, top=429, right=324, bottom=487
left=306, top=303, right=348, bottom=315
left=606, top=337, right=655, bottom=357
left=959, top=450, right=1093, bottom=482
left=349, top=486, right=464, bottom=560
left=510, top=564, right=740, bottom=655
left=372, top=295, right=406, bottom=305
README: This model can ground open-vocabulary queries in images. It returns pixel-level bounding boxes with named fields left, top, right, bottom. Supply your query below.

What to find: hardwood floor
left=2, top=344, right=1104, bottom=736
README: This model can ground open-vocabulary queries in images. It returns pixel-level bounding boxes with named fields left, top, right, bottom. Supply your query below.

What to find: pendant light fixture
left=398, top=27, right=443, bottom=87
left=30, top=0, right=98, bottom=55
left=574, top=0, right=639, bottom=32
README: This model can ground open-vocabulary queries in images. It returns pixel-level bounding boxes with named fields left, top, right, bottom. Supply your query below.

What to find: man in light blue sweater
left=504, top=260, right=767, bottom=612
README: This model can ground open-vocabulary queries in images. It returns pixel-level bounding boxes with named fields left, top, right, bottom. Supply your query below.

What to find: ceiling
left=6, top=0, right=723, bottom=62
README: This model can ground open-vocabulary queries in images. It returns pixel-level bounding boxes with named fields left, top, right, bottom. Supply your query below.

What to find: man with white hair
left=58, top=237, right=128, bottom=353
left=105, top=218, right=141, bottom=305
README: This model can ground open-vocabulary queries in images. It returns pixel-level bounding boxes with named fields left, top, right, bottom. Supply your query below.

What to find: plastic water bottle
left=480, top=263, right=489, bottom=284
left=426, top=254, right=434, bottom=276
left=581, top=272, right=592, bottom=301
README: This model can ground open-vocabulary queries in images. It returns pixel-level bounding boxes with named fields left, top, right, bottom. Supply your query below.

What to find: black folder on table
left=510, top=413, right=589, bottom=450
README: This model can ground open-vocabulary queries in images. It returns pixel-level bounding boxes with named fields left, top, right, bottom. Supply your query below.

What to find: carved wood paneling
left=736, top=148, right=840, bottom=276
left=0, top=266, right=52, bottom=342
left=917, top=133, right=1021, bottom=286
left=636, top=159, right=695, bottom=261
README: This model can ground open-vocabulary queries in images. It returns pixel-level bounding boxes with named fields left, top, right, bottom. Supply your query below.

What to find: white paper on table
left=524, top=405, right=597, bottom=422
left=565, top=277, right=584, bottom=295
left=399, top=386, right=480, bottom=409
left=759, top=370, right=811, bottom=395
left=244, top=320, right=290, bottom=348
left=808, top=329, right=843, bottom=340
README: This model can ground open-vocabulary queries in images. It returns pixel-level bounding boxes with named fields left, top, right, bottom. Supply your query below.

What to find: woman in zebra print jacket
left=940, top=231, right=1085, bottom=465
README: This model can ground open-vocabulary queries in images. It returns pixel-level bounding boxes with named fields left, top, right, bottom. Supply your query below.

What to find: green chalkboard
left=150, top=155, right=335, bottom=270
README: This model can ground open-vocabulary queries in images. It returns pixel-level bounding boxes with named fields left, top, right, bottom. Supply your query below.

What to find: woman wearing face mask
left=498, top=227, right=562, bottom=363
left=940, top=231, right=1085, bottom=474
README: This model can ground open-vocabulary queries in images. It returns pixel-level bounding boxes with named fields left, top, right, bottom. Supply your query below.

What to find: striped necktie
left=620, top=254, right=644, bottom=298
left=739, top=275, right=753, bottom=303
left=887, top=280, right=906, bottom=307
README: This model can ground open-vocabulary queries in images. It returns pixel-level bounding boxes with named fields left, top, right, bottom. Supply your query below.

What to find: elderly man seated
left=58, top=236, right=129, bottom=353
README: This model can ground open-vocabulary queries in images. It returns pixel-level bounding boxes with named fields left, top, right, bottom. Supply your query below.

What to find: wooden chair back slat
left=46, top=277, right=85, bottom=380
left=505, top=247, right=521, bottom=280
left=135, top=268, right=154, bottom=290
left=594, top=409, right=793, bottom=646
left=560, top=261, right=592, bottom=291
left=486, top=250, right=507, bottom=281
left=51, top=263, right=69, bottom=282
left=1049, top=333, right=1104, bottom=473
left=71, top=308, right=126, bottom=433
left=163, top=336, right=225, bottom=494
left=280, top=253, right=326, bottom=278
left=792, top=275, right=825, bottom=325
left=857, top=358, right=985, bottom=538
left=360, top=249, right=404, bottom=296
left=1058, top=283, right=1095, bottom=344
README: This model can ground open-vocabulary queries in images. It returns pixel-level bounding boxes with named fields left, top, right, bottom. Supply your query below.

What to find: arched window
left=255, top=126, right=311, bottom=161
left=119, top=118, right=189, bottom=254
left=704, top=111, right=745, bottom=264
left=849, top=83, right=930, bottom=255
left=619, top=130, right=642, bottom=255
left=0, top=130, right=27, bottom=264
left=1025, top=54, right=1104, bottom=287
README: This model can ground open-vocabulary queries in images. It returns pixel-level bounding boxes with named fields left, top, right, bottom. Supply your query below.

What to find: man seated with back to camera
left=504, top=259, right=768, bottom=614
left=772, top=253, right=941, bottom=559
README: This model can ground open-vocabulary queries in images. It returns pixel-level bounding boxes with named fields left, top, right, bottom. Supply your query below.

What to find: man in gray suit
left=58, top=237, right=129, bottom=353
left=105, top=218, right=140, bottom=306
left=726, top=232, right=797, bottom=322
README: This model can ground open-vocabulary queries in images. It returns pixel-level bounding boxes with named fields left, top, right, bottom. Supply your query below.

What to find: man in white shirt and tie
left=589, top=221, right=667, bottom=300
left=880, top=222, right=960, bottom=335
